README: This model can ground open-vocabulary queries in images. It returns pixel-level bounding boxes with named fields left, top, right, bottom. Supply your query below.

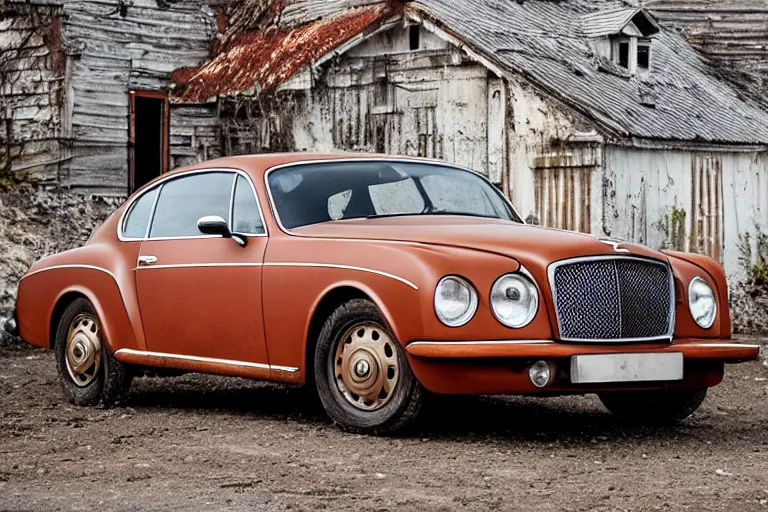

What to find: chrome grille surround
left=547, top=256, right=676, bottom=343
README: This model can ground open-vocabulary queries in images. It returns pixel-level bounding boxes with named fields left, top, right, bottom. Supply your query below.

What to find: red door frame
left=128, top=90, right=170, bottom=193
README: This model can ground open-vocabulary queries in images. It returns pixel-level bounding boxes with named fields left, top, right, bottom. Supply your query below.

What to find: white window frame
left=611, top=36, right=638, bottom=75
left=637, top=39, right=652, bottom=74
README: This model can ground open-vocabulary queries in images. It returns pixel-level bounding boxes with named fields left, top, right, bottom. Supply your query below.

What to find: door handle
left=138, top=255, right=157, bottom=266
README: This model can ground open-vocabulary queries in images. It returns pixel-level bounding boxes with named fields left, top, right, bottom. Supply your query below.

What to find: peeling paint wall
left=504, top=76, right=602, bottom=232
left=2, top=0, right=222, bottom=195
left=223, top=24, right=500, bottom=182
left=0, top=1, right=65, bottom=183
left=60, top=0, right=220, bottom=194
left=605, top=146, right=768, bottom=278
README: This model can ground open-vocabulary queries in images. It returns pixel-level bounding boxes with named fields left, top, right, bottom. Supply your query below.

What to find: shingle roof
left=173, top=3, right=393, bottom=102
left=413, top=0, right=768, bottom=144
left=174, top=0, right=768, bottom=145
left=582, top=7, right=659, bottom=37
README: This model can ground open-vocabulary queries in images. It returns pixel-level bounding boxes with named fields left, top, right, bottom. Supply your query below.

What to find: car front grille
left=549, top=257, right=675, bottom=342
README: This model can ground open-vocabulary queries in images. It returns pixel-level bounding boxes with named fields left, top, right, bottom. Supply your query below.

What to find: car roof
left=173, top=153, right=443, bottom=179
left=127, top=153, right=464, bottom=205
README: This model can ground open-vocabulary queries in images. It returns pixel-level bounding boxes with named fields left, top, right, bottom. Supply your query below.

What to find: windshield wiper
left=365, top=212, right=422, bottom=220
left=423, top=210, right=498, bottom=219
left=365, top=210, right=497, bottom=220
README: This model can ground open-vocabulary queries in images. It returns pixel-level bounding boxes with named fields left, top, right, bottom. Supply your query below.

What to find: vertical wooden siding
left=534, top=166, right=592, bottom=233
left=689, top=155, right=724, bottom=262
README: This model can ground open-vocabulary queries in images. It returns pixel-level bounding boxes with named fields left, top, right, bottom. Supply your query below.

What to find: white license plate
left=570, top=353, right=684, bottom=384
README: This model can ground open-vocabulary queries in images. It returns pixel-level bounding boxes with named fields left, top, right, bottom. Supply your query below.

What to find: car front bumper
left=404, top=339, right=759, bottom=395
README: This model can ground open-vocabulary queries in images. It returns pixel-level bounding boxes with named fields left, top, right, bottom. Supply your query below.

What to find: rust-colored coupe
left=7, top=154, right=759, bottom=433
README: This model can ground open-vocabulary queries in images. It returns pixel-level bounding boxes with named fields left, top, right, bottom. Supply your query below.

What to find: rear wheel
left=314, top=299, right=423, bottom=434
left=598, top=388, right=707, bottom=424
left=54, top=298, right=133, bottom=407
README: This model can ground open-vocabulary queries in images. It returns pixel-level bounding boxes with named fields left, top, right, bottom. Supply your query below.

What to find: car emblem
left=599, top=239, right=630, bottom=253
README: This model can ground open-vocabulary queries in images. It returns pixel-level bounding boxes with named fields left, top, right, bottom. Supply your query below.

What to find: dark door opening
left=129, top=91, right=169, bottom=193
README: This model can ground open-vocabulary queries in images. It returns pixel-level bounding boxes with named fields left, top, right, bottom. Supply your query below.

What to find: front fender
left=664, top=250, right=731, bottom=339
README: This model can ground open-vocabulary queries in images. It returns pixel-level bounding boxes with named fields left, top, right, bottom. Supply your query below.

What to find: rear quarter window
left=122, top=187, right=158, bottom=239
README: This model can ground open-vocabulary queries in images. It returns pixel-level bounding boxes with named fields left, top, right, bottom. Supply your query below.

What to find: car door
left=134, top=170, right=270, bottom=364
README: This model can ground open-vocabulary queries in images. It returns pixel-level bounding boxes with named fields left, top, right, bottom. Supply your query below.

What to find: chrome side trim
left=129, top=261, right=418, bottom=289
left=134, top=262, right=264, bottom=270
left=114, top=348, right=299, bottom=373
left=118, top=167, right=268, bottom=242
left=228, top=173, right=238, bottom=228
left=21, top=264, right=117, bottom=281
left=263, top=262, right=419, bottom=290
left=547, top=255, right=676, bottom=344
left=263, top=157, right=525, bottom=236
left=408, top=340, right=555, bottom=346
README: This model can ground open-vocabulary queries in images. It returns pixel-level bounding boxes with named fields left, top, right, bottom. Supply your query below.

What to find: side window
left=122, top=187, right=158, bottom=239
left=149, top=172, right=232, bottom=238
left=231, top=175, right=265, bottom=234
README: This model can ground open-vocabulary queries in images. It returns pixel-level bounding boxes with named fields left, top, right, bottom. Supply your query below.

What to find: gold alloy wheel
left=65, top=314, right=102, bottom=387
left=334, top=322, right=399, bottom=411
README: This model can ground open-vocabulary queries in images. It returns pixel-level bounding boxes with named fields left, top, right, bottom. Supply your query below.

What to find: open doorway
left=129, top=91, right=169, bottom=193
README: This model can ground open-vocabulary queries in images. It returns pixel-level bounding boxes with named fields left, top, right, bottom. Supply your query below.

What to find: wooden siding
left=0, top=2, right=65, bottom=183
left=60, top=0, right=218, bottom=194
left=1, top=0, right=221, bottom=195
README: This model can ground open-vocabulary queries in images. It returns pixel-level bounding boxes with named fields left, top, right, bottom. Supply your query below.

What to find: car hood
left=291, top=216, right=668, bottom=268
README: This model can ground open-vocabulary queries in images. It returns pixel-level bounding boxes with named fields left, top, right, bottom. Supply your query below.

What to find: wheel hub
left=354, top=359, right=370, bottom=377
left=334, top=322, right=399, bottom=411
left=65, top=314, right=102, bottom=387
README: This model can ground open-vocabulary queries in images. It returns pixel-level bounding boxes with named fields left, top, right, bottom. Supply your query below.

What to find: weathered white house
left=3, top=0, right=768, bottom=279
left=172, top=0, right=768, bottom=278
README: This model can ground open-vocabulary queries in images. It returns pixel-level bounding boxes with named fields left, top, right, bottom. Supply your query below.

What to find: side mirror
left=197, top=215, right=232, bottom=237
left=196, top=215, right=248, bottom=247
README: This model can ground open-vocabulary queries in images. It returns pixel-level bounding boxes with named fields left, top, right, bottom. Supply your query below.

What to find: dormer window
left=615, top=38, right=630, bottom=69
left=637, top=40, right=651, bottom=71
left=584, top=7, right=660, bottom=76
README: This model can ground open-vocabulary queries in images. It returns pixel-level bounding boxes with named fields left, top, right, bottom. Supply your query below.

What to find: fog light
left=529, top=360, right=553, bottom=388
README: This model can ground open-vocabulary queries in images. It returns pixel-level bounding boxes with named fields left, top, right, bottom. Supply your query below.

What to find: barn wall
left=60, top=0, right=219, bottom=195
left=305, top=27, right=494, bottom=175
left=504, top=76, right=603, bottom=233
left=221, top=30, right=500, bottom=180
left=604, top=146, right=768, bottom=278
left=0, top=1, right=66, bottom=184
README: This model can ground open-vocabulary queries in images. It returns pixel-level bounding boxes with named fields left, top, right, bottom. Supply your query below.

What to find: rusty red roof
left=173, top=3, right=392, bottom=102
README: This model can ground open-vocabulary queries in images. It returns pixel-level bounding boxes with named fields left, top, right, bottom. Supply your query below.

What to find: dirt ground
left=1, top=345, right=768, bottom=512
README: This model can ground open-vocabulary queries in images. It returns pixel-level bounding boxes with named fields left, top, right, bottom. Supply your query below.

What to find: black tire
left=598, top=388, right=707, bottom=425
left=54, top=298, right=133, bottom=407
left=314, top=299, right=423, bottom=434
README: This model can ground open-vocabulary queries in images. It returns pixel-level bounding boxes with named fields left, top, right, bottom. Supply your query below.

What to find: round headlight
left=491, top=273, right=539, bottom=328
left=434, top=276, right=478, bottom=327
left=688, top=277, right=716, bottom=329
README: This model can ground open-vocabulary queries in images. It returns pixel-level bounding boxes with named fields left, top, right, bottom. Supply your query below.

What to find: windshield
left=267, top=160, right=522, bottom=229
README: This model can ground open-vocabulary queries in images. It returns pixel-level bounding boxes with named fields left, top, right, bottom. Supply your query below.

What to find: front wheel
left=54, top=298, right=133, bottom=407
left=598, top=388, right=707, bottom=424
left=314, top=299, right=423, bottom=434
